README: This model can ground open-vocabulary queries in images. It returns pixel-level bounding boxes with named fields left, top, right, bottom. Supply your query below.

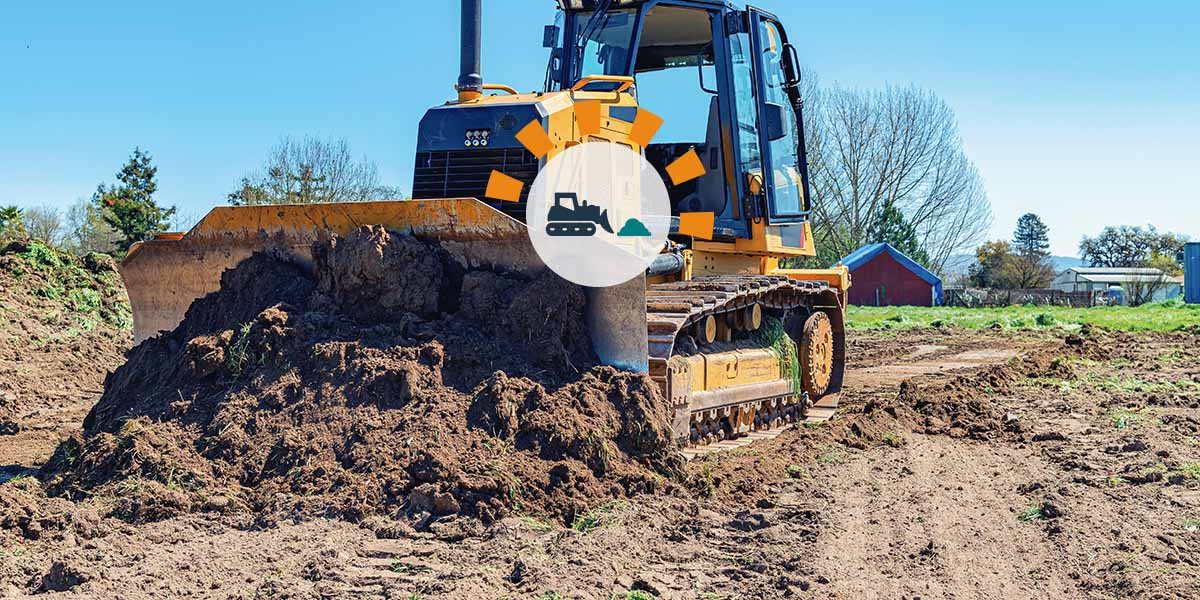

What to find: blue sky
left=1, top=0, right=1196, bottom=256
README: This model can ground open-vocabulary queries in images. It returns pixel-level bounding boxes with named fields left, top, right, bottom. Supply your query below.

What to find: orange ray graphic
left=629, top=109, right=664, bottom=147
left=515, top=120, right=553, bottom=159
left=575, top=100, right=602, bottom=137
left=665, top=149, right=706, bottom=185
left=485, top=170, right=524, bottom=202
left=678, top=212, right=715, bottom=240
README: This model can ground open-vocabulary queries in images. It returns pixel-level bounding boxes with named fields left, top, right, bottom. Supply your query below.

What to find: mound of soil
left=899, top=340, right=1081, bottom=440
left=0, top=241, right=131, bottom=443
left=42, top=226, right=680, bottom=527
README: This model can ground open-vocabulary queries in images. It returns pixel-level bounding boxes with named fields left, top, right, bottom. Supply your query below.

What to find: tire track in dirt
left=813, top=435, right=1075, bottom=598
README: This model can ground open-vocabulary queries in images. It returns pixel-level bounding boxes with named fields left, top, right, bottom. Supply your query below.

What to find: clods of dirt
left=898, top=339, right=1081, bottom=440
left=0, top=241, right=131, bottom=452
left=41, top=226, right=681, bottom=527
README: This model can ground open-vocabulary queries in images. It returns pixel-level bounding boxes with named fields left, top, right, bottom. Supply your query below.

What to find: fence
left=944, top=288, right=1099, bottom=308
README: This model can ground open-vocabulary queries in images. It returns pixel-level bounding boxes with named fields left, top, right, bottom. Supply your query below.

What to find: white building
left=1052, top=267, right=1183, bottom=305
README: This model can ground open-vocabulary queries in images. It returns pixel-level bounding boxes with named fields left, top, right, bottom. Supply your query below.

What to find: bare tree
left=229, top=136, right=402, bottom=205
left=170, top=208, right=204, bottom=233
left=21, top=206, right=65, bottom=245
left=64, top=197, right=120, bottom=255
left=803, top=81, right=991, bottom=273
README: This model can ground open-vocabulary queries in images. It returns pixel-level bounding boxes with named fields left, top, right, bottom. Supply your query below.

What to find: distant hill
left=1050, top=255, right=1085, bottom=271
left=942, top=254, right=1084, bottom=278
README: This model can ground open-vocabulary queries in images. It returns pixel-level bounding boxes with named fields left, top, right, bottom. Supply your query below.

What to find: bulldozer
left=546, top=192, right=615, bottom=237
left=120, top=0, right=849, bottom=452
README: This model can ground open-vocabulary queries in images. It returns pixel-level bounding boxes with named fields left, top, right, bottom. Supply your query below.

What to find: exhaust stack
left=457, top=0, right=483, bottom=102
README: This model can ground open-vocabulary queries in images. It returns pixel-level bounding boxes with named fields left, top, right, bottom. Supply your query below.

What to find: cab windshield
left=570, top=8, right=638, bottom=81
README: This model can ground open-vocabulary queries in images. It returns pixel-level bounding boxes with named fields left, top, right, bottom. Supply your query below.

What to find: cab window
left=756, top=19, right=804, bottom=218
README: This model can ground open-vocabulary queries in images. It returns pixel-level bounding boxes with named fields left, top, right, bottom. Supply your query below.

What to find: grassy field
left=846, top=299, right=1200, bottom=333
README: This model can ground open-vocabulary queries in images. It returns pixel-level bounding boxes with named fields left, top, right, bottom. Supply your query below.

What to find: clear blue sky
left=1, top=0, right=1196, bottom=256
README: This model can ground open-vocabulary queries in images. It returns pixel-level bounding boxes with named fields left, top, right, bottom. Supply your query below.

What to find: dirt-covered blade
left=120, top=198, right=649, bottom=372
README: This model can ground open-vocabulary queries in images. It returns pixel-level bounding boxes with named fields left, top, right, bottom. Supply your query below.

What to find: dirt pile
left=41, top=226, right=680, bottom=528
left=0, top=241, right=130, bottom=442
left=898, top=336, right=1093, bottom=439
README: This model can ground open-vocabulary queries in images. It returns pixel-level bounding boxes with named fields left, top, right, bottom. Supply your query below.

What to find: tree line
left=1, top=137, right=401, bottom=256
left=964, top=212, right=1188, bottom=305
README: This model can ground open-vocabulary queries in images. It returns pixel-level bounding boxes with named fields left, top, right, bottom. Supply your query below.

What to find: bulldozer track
left=646, top=275, right=845, bottom=456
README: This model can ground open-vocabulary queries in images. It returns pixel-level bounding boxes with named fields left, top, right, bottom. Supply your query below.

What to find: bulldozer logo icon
left=482, top=101, right=714, bottom=288
left=545, top=192, right=614, bottom=237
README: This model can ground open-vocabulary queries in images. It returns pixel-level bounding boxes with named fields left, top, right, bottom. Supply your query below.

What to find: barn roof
left=837, top=243, right=942, bottom=287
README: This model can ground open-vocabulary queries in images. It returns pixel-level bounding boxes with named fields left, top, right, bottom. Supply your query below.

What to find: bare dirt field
left=2, top=240, right=1199, bottom=599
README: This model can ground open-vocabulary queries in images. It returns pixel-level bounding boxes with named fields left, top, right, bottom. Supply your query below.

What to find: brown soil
left=39, top=226, right=678, bottom=530
left=0, top=241, right=130, bottom=469
left=3, top=234, right=1199, bottom=598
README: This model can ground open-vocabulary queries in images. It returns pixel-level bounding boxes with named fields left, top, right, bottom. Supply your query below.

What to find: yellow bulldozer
left=120, top=0, right=849, bottom=451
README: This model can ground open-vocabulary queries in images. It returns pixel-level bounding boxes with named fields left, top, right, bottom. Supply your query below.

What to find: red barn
left=839, top=243, right=943, bottom=307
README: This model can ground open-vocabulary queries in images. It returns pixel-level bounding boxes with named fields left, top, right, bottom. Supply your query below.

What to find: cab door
left=746, top=6, right=811, bottom=222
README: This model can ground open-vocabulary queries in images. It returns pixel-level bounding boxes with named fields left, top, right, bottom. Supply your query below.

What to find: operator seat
left=677, top=96, right=726, bottom=215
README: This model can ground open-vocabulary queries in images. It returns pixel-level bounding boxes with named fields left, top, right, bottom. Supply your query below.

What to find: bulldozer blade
left=120, top=198, right=649, bottom=373
left=597, top=210, right=614, bottom=234
left=586, top=274, right=648, bottom=372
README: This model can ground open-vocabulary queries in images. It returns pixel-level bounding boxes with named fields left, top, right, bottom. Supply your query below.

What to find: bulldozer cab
left=548, top=0, right=812, bottom=241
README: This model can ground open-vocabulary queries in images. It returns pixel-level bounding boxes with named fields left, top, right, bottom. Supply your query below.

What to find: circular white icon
left=525, top=143, right=671, bottom=288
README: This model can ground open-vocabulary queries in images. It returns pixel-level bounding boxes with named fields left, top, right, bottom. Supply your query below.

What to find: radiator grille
left=412, top=148, right=538, bottom=220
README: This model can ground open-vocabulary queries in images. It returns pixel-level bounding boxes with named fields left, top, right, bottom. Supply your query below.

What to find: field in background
left=847, top=299, right=1200, bottom=332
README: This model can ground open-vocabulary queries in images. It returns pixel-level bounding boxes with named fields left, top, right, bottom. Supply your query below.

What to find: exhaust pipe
left=457, top=0, right=483, bottom=102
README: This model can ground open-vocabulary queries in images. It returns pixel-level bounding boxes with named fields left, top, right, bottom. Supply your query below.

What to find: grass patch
left=1184, top=518, right=1200, bottom=533
left=571, top=500, right=626, bottom=534
left=389, top=561, right=432, bottom=575
left=519, top=516, right=555, bottom=533
left=1178, top=463, right=1200, bottom=480
left=848, top=303, right=1200, bottom=333
left=619, top=592, right=656, bottom=600
left=1017, top=505, right=1047, bottom=522
left=757, top=316, right=802, bottom=400
left=786, top=464, right=810, bottom=479
left=816, top=445, right=845, bottom=465
left=1097, top=377, right=1200, bottom=395
left=1110, top=408, right=1146, bottom=430
left=224, top=322, right=255, bottom=379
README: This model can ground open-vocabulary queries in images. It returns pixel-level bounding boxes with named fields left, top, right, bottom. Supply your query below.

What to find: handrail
left=482, top=83, right=519, bottom=95
left=570, top=74, right=635, bottom=93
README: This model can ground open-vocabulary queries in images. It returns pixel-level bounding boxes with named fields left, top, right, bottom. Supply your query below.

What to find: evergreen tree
left=93, top=148, right=176, bottom=253
left=1008, top=213, right=1055, bottom=287
left=1012, top=213, right=1050, bottom=258
left=867, top=201, right=930, bottom=266
left=0, top=206, right=25, bottom=240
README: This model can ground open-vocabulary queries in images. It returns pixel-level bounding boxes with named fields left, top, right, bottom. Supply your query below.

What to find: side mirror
left=543, top=25, right=560, bottom=49
left=763, top=102, right=788, bottom=142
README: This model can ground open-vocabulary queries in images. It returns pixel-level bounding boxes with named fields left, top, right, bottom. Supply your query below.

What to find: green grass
left=571, top=501, right=626, bottom=533
left=848, top=302, right=1200, bottom=333
left=1017, top=505, right=1047, bottom=522
left=389, top=561, right=432, bottom=575
left=1184, top=518, right=1200, bottom=533
left=519, top=516, right=555, bottom=533
left=756, top=316, right=801, bottom=400
left=1178, top=463, right=1200, bottom=480
left=816, top=445, right=845, bottom=465
left=1109, top=408, right=1147, bottom=430
left=619, top=592, right=655, bottom=600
